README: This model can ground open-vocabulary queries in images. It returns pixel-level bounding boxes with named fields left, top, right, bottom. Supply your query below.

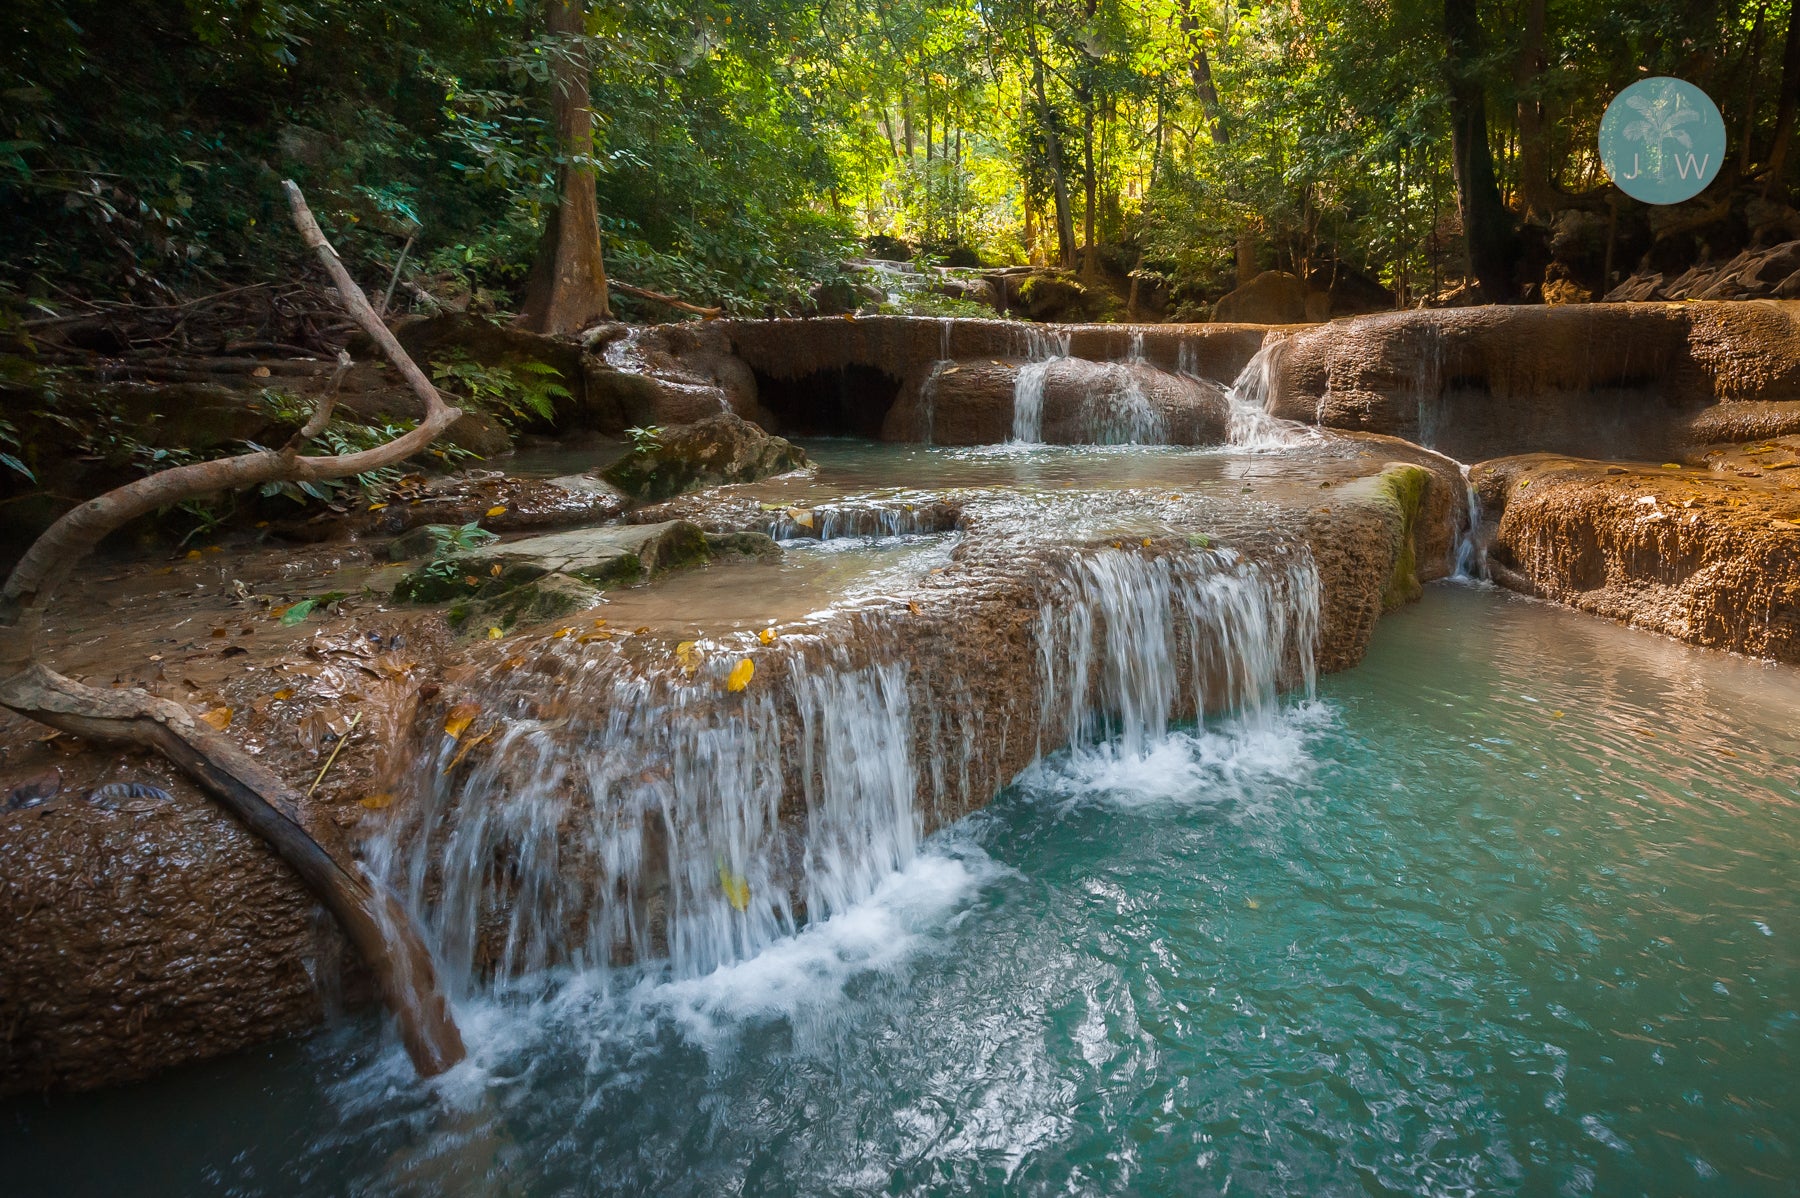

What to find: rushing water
left=7, top=583, right=1794, bottom=1196
left=1010, top=327, right=1073, bottom=443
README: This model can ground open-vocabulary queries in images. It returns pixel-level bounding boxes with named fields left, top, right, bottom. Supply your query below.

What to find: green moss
left=569, top=551, right=646, bottom=588
left=1373, top=464, right=1431, bottom=610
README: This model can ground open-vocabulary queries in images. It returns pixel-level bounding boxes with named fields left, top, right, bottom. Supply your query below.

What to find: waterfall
left=1207, top=339, right=1317, bottom=450
left=917, top=318, right=953, bottom=445
left=1010, top=327, right=1072, bottom=442
left=1083, top=368, right=1165, bottom=445
left=1454, top=463, right=1489, bottom=580
left=369, top=544, right=1321, bottom=995
left=1036, top=546, right=1319, bottom=760
left=365, top=634, right=939, bottom=993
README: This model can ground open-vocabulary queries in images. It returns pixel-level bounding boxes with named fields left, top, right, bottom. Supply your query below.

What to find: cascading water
left=1207, top=339, right=1318, bottom=450
left=366, top=633, right=939, bottom=992
left=916, top=318, right=953, bottom=444
left=367, top=543, right=1323, bottom=996
left=1010, top=327, right=1072, bottom=442
left=1036, top=546, right=1319, bottom=760
left=1454, top=463, right=1489, bottom=579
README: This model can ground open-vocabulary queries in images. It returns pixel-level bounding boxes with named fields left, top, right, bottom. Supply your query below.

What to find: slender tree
left=518, top=0, right=611, bottom=334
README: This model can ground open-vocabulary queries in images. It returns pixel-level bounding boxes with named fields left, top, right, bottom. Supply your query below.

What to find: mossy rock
left=1371, top=463, right=1431, bottom=610
left=393, top=519, right=766, bottom=631
left=461, top=572, right=603, bottom=632
left=601, top=413, right=808, bottom=504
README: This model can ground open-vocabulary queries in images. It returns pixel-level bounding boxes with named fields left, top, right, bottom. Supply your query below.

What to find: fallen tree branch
left=611, top=280, right=724, bottom=318
left=0, top=179, right=467, bottom=1079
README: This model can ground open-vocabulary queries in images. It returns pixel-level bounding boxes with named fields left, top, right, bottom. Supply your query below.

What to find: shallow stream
left=7, top=584, right=1794, bottom=1196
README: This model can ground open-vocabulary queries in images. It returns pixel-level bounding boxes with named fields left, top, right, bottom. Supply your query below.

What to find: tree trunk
left=1026, top=14, right=1078, bottom=269
left=1182, top=1, right=1259, bottom=287
left=1764, top=8, right=1800, bottom=197
left=1514, top=0, right=1555, bottom=220
left=1445, top=0, right=1520, bottom=301
left=1082, top=98, right=1099, bottom=282
left=518, top=0, right=610, bottom=334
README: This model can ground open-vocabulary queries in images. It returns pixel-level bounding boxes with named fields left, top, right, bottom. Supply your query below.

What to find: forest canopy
left=3, top=0, right=1797, bottom=319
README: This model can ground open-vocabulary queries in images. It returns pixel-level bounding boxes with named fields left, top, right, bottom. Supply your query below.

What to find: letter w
left=1674, top=153, right=1711, bottom=180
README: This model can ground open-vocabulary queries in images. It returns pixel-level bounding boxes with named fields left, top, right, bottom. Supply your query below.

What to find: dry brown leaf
left=444, top=702, right=481, bottom=740
left=199, top=706, right=233, bottom=731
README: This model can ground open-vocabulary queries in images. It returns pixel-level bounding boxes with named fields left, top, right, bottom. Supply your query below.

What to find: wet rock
left=1475, top=453, right=1800, bottom=663
left=1267, top=302, right=1800, bottom=461
left=1603, top=237, right=1800, bottom=303
left=366, top=471, right=628, bottom=543
left=601, top=413, right=808, bottom=503
left=579, top=322, right=763, bottom=431
left=396, top=520, right=720, bottom=605
left=461, top=571, right=604, bottom=630
left=6, top=768, right=62, bottom=811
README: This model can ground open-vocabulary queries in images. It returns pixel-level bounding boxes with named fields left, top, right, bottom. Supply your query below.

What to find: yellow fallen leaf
left=1245, top=897, right=1260, bottom=910
left=759, top=627, right=776, bottom=645
left=490, top=563, right=503, bottom=576
left=199, top=706, right=233, bottom=731
left=1142, top=538, right=1153, bottom=548
left=719, top=865, right=751, bottom=911
left=676, top=640, right=701, bottom=675
left=1662, top=463, right=1682, bottom=470
left=1518, top=479, right=1531, bottom=489
left=908, top=600, right=922, bottom=614
left=464, top=575, right=481, bottom=587
left=487, top=626, right=504, bottom=639
left=726, top=658, right=755, bottom=692
left=443, top=728, right=493, bottom=773
left=273, top=687, right=295, bottom=700
left=186, top=549, right=202, bottom=560
left=205, top=545, right=222, bottom=554
left=368, top=503, right=388, bottom=511
left=554, top=627, right=575, bottom=638
left=786, top=507, right=814, bottom=529
left=443, top=701, right=481, bottom=740
left=486, top=505, right=508, bottom=517
left=359, top=792, right=395, bottom=810
left=1550, top=710, right=1565, bottom=719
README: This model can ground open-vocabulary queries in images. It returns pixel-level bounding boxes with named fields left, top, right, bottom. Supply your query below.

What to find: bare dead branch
left=611, top=280, right=724, bottom=318
left=0, top=180, right=468, bottom=1079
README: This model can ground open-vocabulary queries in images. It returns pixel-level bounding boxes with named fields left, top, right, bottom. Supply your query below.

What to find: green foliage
left=256, top=389, right=476, bottom=506
left=0, top=0, right=1790, bottom=318
left=430, top=350, right=570, bottom=427
left=625, top=425, right=663, bottom=453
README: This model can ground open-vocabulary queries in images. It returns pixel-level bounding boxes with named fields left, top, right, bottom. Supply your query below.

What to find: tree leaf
left=725, top=658, right=754, bottom=692
left=443, top=701, right=481, bottom=739
left=279, top=598, right=318, bottom=625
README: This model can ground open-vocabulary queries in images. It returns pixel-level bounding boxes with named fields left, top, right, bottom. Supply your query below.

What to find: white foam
left=1018, top=703, right=1333, bottom=810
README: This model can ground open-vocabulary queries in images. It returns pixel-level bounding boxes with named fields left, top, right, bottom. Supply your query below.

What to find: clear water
left=5, top=584, right=1796, bottom=1196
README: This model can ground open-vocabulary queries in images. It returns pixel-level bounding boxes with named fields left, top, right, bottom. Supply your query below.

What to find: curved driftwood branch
left=0, top=180, right=467, bottom=1078
left=611, top=280, right=724, bottom=318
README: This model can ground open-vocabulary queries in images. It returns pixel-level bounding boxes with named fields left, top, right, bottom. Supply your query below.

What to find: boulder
left=396, top=520, right=718, bottom=603
left=1266, top=302, right=1800, bottom=462
left=1212, top=270, right=1315, bottom=324
left=601, top=412, right=808, bottom=503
